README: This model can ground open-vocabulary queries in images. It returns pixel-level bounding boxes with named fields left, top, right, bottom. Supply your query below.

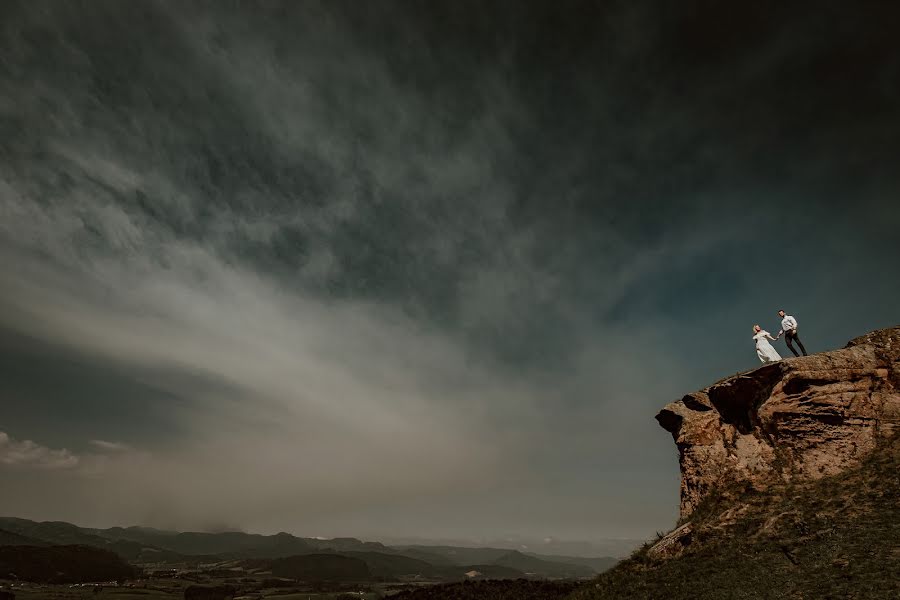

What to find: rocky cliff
left=656, top=326, right=900, bottom=521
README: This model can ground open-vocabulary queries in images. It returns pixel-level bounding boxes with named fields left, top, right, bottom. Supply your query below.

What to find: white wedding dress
left=754, top=330, right=782, bottom=363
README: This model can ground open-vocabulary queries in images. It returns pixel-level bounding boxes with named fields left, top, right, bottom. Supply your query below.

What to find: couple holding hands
left=753, top=309, right=809, bottom=363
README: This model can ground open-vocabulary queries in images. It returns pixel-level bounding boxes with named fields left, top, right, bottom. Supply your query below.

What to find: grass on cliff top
left=395, top=434, right=899, bottom=600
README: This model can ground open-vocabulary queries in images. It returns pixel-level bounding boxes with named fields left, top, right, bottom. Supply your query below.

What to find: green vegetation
left=0, top=519, right=109, bottom=547
left=272, top=553, right=371, bottom=581
left=391, top=579, right=580, bottom=600
left=0, top=529, right=46, bottom=547
left=338, top=551, right=436, bottom=578
left=0, top=545, right=137, bottom=584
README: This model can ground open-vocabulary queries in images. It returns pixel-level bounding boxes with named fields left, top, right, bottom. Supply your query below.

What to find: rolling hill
left=0, top=545, right=138, bottom=583
left=492, top=550, right=594, bottom=578
left=0, top=528, right=47, bottom=547
left=0, top=517, right=611, bottom=579
left=271, top=553, right=370, bottom=581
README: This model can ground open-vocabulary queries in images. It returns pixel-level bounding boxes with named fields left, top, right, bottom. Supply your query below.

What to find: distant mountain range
left=0, top=517, right=617, bottom=581
left=392, top=545, right=617, bottom=575
left=379, top=536, right=642, bottom=559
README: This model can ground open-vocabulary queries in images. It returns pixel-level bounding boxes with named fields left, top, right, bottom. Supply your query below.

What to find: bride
left=753, top=325, right=782, bottom=363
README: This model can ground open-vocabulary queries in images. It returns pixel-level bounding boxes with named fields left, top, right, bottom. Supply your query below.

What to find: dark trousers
left=784, top=330, right=808, bottom=357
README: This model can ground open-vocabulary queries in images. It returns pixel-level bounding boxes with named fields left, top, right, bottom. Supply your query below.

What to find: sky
left=1, top=1, right=898, bottom=548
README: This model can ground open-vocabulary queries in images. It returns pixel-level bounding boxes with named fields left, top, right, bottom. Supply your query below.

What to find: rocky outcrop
left=656, top=326, right=900, bottom=520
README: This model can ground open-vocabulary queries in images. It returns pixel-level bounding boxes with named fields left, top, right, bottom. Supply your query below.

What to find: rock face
left=656, top=326, right=900, bottom=520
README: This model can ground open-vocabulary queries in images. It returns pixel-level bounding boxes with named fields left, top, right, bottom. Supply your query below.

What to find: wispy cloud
left=0, top=431, right=79, bottom=470
left=88, top=440, right=132, bottom=452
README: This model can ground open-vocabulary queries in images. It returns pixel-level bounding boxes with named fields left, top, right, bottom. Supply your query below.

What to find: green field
left=3, top=578, right=394, bottom=599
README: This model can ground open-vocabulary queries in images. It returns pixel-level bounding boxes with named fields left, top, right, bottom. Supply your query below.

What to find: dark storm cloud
left=0, top=0, right=898, bottom=542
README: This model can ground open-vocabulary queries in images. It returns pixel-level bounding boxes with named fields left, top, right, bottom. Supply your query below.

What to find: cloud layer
left=1, top=1, right=898, bottom=544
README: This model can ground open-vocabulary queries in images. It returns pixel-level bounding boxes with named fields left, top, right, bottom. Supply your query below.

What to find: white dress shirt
left=780, top=315, right=798, bottom=334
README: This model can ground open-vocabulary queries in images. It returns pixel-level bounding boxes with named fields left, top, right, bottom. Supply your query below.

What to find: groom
left=776, top=309, right=808, bottom=357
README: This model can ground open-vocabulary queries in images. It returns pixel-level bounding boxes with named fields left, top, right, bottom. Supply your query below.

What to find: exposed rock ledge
left=656, top=326, right=900, bottom=521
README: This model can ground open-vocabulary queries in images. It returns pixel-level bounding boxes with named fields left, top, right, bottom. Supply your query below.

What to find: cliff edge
left=656, top=326, right=900, bottom=521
